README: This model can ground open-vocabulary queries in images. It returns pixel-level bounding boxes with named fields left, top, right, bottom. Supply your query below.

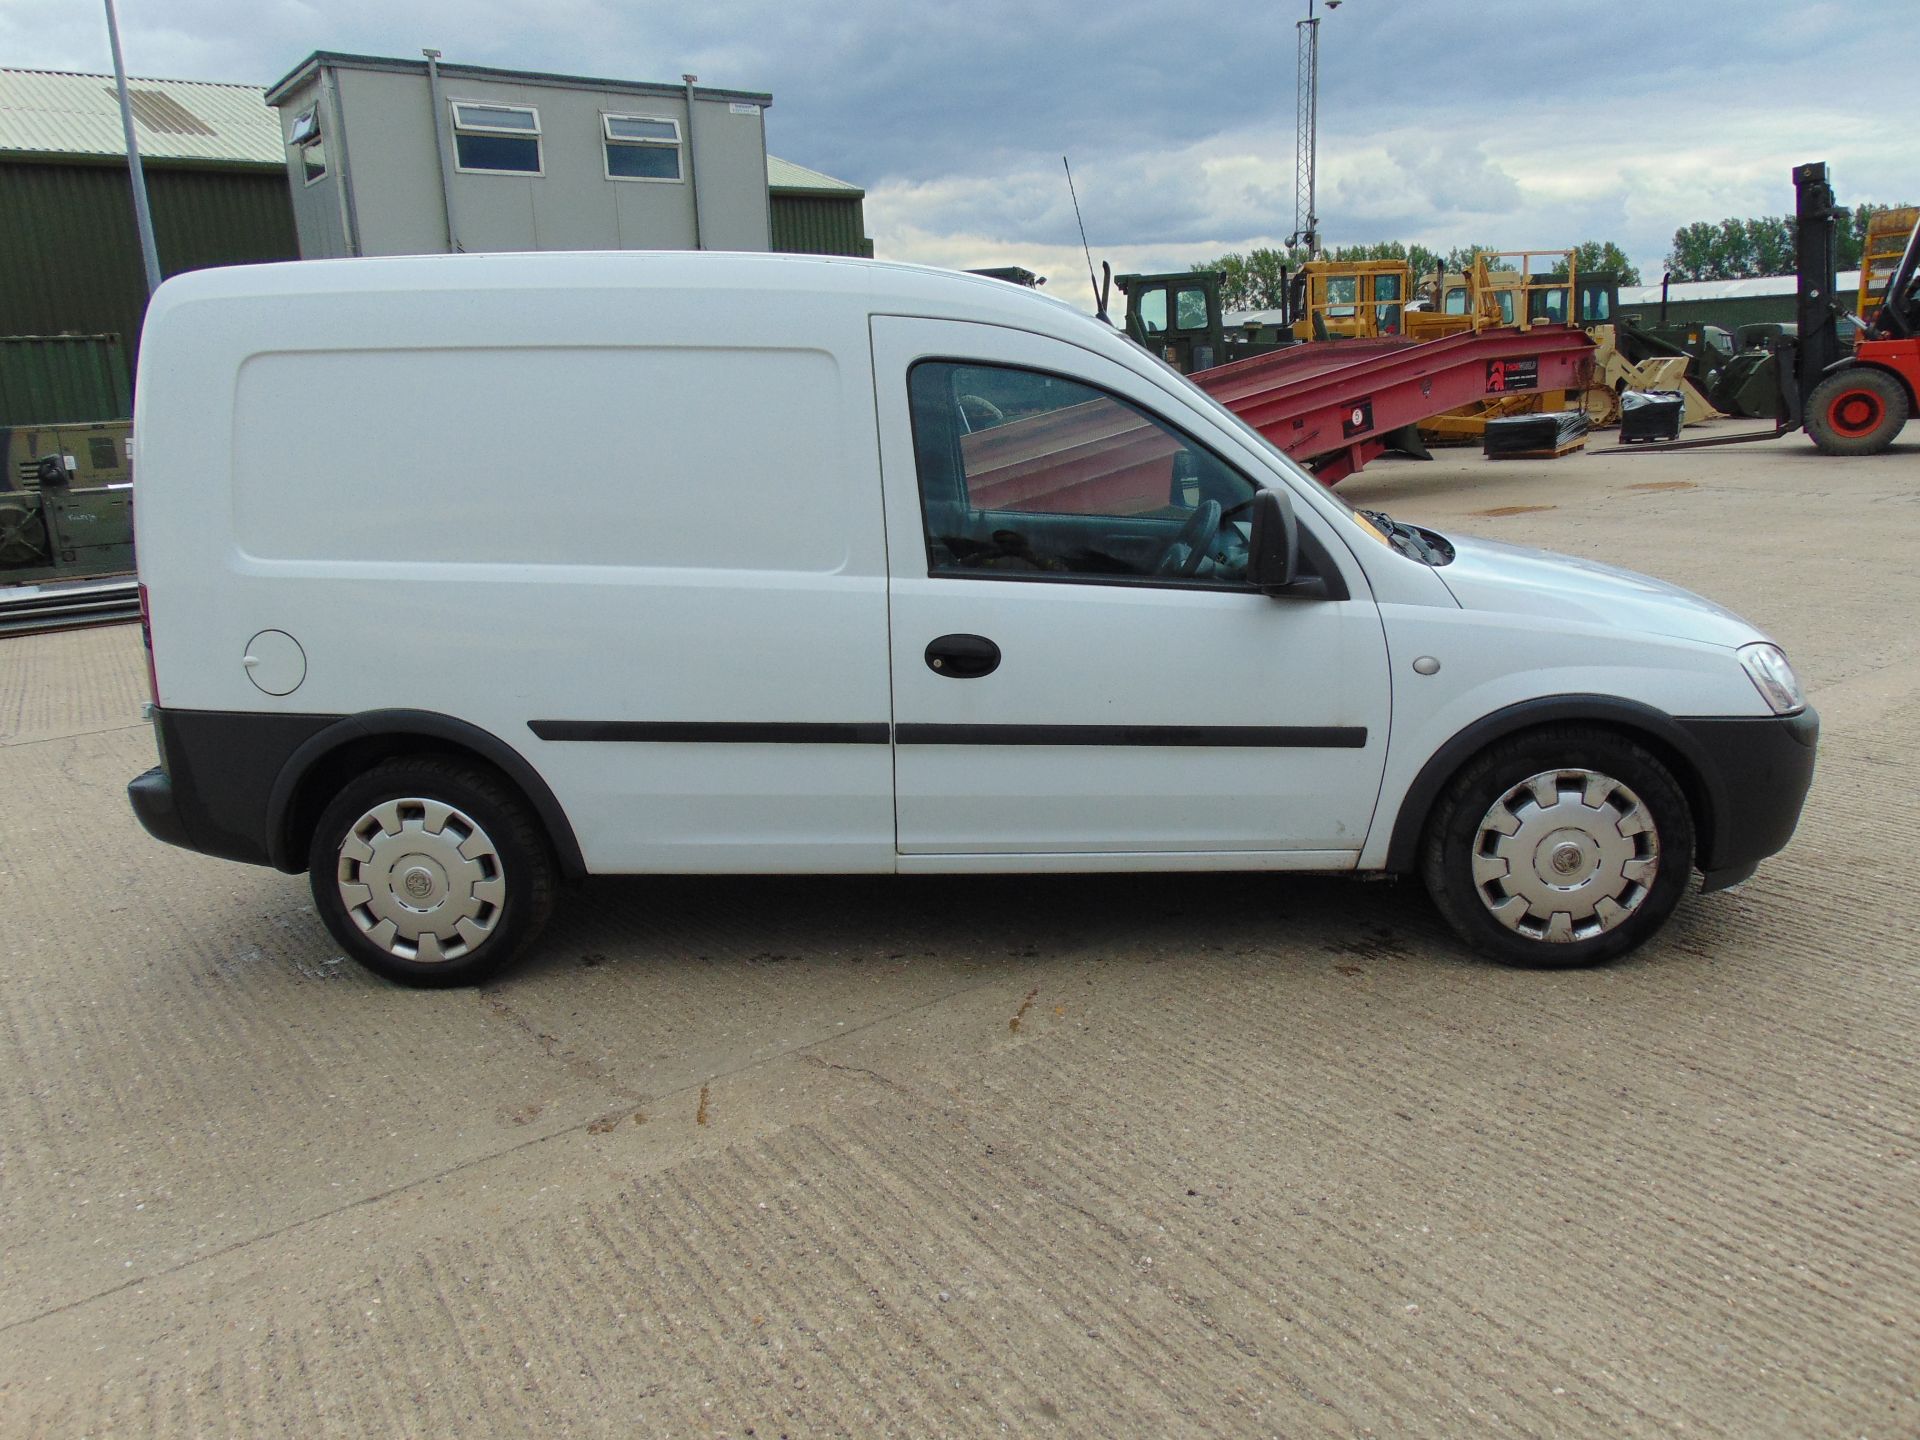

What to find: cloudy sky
left=7, top=0, right=1916, bottom=311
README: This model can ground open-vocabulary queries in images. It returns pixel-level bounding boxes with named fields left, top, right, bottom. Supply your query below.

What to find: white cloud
left=8, top=0, right=1917, bottom=315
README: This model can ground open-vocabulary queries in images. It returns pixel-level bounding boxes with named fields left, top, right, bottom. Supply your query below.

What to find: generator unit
left=0, top=456, right=134, bottom=587
left=2, top=420, right=133, bottom=492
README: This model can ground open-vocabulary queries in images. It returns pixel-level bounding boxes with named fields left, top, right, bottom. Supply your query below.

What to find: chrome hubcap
left=336, top=797, right=505, bottom=962
left=1471, top=769, right=1660, bottom=943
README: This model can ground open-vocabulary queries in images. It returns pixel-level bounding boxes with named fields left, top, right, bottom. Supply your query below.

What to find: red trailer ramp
left=1192, top=325, right=1596, bottom=483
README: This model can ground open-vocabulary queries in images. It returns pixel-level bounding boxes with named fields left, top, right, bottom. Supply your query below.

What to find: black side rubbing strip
left=531, top=720, right=891, bottom=744
left=894, top=723, right=1368, bottom=748
left=531, top=721, right=1368, bottom=749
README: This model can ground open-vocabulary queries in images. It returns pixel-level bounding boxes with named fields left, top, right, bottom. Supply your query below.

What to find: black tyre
left=1806, top=368, right=1909, bottom=456
left=1420, top=726, right=1695, bottom=968
left=308, top=756, right=556, bottom=987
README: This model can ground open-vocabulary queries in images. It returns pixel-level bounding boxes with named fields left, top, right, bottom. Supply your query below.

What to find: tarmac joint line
left=0, top=970, right=1022, bottom=1341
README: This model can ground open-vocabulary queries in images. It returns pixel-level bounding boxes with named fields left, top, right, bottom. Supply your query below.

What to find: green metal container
left=0, top=334, right=132, bottom=425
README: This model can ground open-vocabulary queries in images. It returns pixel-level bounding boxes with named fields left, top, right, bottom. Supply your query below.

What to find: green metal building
left=0, top=68, right=299, bottom=406
left=1617, top=270, right=1866, bottom=330
left=769, top=155, right=871, bottom=258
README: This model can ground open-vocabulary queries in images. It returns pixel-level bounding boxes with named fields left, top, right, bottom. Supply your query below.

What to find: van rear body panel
left=138, top=253, right=901, bottom=872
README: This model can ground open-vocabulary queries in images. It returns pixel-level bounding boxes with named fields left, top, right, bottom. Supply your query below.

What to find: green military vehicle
left=1113, top=269, right=1296, bottom=374
left=1705, top=320, right=1873, bottom=420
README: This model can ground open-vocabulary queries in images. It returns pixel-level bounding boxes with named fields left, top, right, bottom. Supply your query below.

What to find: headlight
left=1738, top=643, right=1806, bottom=716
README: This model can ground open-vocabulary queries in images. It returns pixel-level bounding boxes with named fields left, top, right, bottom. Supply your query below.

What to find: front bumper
left=1677, top=706, right=1819, bottom=891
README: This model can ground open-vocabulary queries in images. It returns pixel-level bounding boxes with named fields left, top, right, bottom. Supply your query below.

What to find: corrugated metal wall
left=770, top=194, right=871, bottom=257
left=0, top=160, right=297, bottom=384
left=1617, top=295, right=1812, bottom=329
left=0, top=334, right=131, bottom=424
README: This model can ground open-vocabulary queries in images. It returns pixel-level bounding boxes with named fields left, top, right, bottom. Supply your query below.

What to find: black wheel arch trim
left=1380, top=694, right=1730, bottom=875
left=265, top=709, right=587, bottom=879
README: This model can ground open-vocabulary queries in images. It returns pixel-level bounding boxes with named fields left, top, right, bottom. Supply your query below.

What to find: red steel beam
left=1193, top=325, right=1596, bottom=484
left=962, top=400, right=1178, bottom=513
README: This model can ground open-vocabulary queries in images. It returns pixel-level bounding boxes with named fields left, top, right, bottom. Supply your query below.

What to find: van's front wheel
left=308, top=757, right=555, bottom=987
left=1421, top=727, right=1694, bottom=967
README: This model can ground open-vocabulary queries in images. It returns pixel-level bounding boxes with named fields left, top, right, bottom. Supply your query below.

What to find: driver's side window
left=907, top=360, right=1260, bottom=586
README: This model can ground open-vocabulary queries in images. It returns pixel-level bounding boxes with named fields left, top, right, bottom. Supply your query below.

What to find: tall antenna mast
left=1064, top=158, right=1097, bottom=297
left=1062, top=156, right=1110, bottom=321
left=1288, top=0, right=1329, bottom=256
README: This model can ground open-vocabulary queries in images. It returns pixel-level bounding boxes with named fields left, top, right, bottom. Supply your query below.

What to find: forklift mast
left=1793, top=161, right=1845, bottom=403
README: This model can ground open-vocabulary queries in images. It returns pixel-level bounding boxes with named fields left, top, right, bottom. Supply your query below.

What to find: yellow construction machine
left=1859, top=206, right=1920, bottom=315
left=1412, top=252, right=1720, bottom=442
left=1412, top=253, right=1599, bottom=442
left=1287, top=258, right=1410, bottom=340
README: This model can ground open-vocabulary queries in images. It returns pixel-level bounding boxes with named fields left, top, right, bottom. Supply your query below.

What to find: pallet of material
left=1483, top=411, right=1590, bottom=459
left=1618, top=389, right=1686, bottom=443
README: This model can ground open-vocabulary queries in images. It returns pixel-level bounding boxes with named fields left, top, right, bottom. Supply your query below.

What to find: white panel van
left=127, top=253, right=1817, bottom=985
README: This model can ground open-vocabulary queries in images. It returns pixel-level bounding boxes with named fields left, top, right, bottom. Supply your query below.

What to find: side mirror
left=1248, top=488, right=1299, bottom=594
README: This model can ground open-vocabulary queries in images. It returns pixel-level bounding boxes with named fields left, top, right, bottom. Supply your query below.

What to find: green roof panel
left=0, top=68, right=283, bottom=166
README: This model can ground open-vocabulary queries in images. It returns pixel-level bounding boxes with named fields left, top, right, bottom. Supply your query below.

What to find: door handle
left=925, top=633, right=1000, bottom=679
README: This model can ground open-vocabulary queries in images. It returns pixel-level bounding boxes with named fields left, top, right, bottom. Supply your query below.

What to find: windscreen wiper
left=1361, top=509, right=1447, bottom=566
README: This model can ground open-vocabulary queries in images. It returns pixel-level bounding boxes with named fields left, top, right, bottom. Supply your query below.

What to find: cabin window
left=451, top=101, right=542, bottom=174
left=603, top=115, right=682, bottom=181
left=907, top=360, right=1262, bottom=588
left=290, top=108, right=326, bottom=184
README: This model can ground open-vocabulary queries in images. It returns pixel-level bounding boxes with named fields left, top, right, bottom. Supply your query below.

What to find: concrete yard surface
left=2, top=426, right=1917, bottom=1437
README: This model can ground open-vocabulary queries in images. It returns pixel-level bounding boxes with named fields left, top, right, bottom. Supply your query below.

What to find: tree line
left=1193, top=240, right=1639, bottom=312
left=1194, top=197, right=1914, bottom=313
left=1665, top=204, right=1910, bottom=282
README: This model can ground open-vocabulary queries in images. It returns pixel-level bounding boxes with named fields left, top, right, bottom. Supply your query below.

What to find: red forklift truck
left=1805, top=181, right=1920, bottom=455
left=1623, top=163, right=1917, bottom=461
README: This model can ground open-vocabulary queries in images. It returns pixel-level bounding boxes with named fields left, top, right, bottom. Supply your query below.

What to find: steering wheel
left=1156, top=499, right=1222, bottom=578
left=958, top=393, right=1005, bottom=429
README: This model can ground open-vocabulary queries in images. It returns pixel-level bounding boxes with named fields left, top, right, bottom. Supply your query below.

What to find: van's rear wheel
left=1421, top=727, right=1694, bottom=967
left=308, top=757, right=554, bottom=987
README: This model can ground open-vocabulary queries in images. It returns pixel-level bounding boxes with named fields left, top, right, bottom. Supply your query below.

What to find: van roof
left=151, top=249, right=1092, bottom=331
